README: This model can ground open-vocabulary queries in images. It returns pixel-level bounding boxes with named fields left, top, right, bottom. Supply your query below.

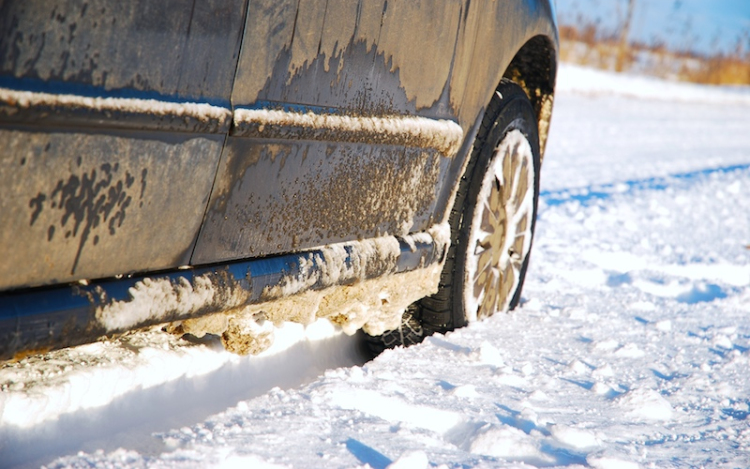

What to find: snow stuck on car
left=2, top=64, right=750, bottom=468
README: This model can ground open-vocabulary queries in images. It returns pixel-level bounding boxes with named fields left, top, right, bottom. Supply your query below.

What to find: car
left=0, top=0, right=558, bottom=360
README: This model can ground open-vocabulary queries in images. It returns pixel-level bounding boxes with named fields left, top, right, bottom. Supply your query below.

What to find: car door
left=192, top=0, right=467, bottom=264
left=0, top=0, right=247, bottom=289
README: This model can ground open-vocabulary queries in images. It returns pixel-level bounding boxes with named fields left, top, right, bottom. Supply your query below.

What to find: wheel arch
left=501, top=34, right=558, bottom=160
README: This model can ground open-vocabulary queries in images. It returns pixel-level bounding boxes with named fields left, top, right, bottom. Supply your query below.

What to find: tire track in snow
left=0, top=327, right=369, bottom=469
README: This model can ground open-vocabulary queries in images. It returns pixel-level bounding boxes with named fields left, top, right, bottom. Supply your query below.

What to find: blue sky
left=557, top=0, right=750, bottom=55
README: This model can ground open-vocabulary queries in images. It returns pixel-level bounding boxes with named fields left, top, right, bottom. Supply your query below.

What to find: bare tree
left=616, top=0, right=636, bottom=72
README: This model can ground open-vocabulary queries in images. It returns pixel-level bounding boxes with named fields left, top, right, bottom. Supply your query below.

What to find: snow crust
left=0, top=87, right=231, bottom=122
left=255, top=250, right=444, bottom=338
left=98, top=225, right=448, bottom=344
left=4, top=66, right=750, bottom=468
left=234, top=109, right=464, bottom=157
left=97, top=276, right=248, bottom=332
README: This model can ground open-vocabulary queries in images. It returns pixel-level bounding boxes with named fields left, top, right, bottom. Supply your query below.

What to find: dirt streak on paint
left=29, top=162, right=148, bottom=274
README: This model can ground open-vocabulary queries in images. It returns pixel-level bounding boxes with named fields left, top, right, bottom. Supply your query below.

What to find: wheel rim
left=464, top=129, right=535, bottom=321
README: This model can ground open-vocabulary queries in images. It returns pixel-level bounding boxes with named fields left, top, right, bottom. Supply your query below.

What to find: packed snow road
left=2, top=64, right=750, bottom=469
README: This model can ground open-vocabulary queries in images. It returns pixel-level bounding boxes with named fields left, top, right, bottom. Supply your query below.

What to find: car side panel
left=192, top=0, right=464, bottom=262
left=438, top=0, right=558, bottom=224
left=0, top=0, right=557, bottom=289
left=0, top=0, right=247, bottom=104
left=191, top=139, right=448, bottom=264
left=0, top=0, right=248, bottom=290
left=0, top=128, right=224, bottom=289
left=229, top=0, right=462, bottom=115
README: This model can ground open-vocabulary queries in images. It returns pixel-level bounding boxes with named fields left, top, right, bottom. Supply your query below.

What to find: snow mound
left=618, top=388, right=674, bottom=422
left=587, top=455, right=640, bottom=469
left=549, top=424, right=601, bottom=450
left=467, top=424, right=554, bottom=465
left=386, top=450, right=429, bottom=469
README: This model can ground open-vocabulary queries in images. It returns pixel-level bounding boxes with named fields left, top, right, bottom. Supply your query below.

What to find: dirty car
left=0, top=0, right=558, bottom=360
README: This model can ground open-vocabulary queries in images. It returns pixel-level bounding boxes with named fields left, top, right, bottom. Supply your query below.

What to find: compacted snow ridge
left=0, top=323, right=369, bottom=469
left=2, top=65, right=750, bottom=468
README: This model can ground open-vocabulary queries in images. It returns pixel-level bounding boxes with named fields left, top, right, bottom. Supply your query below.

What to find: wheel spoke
left=481, top=201, right=495, bottom=232
left=514, top=163, right=529, bottom=212
left=476, top=249, right=493, bottom=275
left=489, top=181, right=502, bottom=214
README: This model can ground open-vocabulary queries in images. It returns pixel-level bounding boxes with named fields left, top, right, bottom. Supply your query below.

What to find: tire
left=423, top=78, right=541, bottom=332
left=365, top=79, right=541, bottom=355
left=363, top=304, right=424, bottom=357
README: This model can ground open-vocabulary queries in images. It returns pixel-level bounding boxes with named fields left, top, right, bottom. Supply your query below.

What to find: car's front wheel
left=423, top=78, right=541, bottom=333
left=365, top=79, right=541, bottom=354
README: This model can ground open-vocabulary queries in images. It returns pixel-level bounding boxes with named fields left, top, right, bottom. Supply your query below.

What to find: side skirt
left=0, top=226, right=449, bottom=361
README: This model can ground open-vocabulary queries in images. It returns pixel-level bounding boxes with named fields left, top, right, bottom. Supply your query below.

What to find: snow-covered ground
left=2, top=64, right=750, bottom=468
